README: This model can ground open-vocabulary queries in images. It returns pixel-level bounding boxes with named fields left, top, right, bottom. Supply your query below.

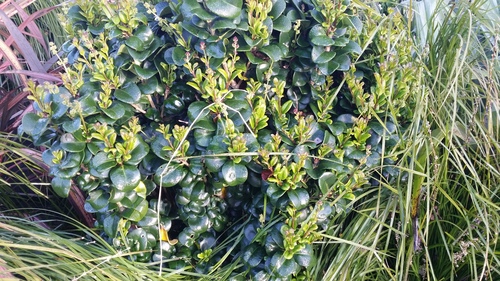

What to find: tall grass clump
left=315, top=0, right=500, bottom=280
left=0, top=211, right=212, bottom=280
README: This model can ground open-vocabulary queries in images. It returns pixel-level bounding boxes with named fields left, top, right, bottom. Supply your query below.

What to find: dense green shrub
left=20, top=0, right=417, bottom=278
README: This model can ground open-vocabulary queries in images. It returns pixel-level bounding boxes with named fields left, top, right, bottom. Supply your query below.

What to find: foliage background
left=0, top=0, right=499, bottom=280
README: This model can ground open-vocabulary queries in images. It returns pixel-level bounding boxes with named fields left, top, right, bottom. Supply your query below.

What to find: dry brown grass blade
left=2, top=70, right=62, bottom=82
left=0, top=37, right=28, bottom=86
left=0, top=0, right=37, bottom=20
left=0, top=8, right=45, bottom=74
left=9, top=0, right=49, bottom=55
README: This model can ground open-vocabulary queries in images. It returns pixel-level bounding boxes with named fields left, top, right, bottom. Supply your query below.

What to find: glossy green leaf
left=125, top=35, right=144, bottom=51
left=270, top=253, right=299, bottom=277
left=87, top=189, right=110, bottom=211
left=205, top=155, right=227, bottom=173
left=110, top=165, right=141, bottom=192
left=243, top=244, right=265, bottom=267
left=90, top=152, right=117, bottom=178
left=292, top=72, right=308, bottom=87
left=319, top=172, right=337, bottom=195
left=79, top=94, right=98, bottom=116
left=154, top=163, right=188, bottom=187
left=311, top=35, right=335, bottom=46
left=188, top=215, right=210, bottom=233
left=260, top=45, right=282, bottom=62
left=221, top=161, right=248, bottom=186
left=103, top=214, right=120, bottom=238
left=51, top=177, right=71, bottom=198
left=137, top=209, right=159, bottom=227
left=62, top=118, right=81, bottom=133
left=270, top=0, right=286, bottom=18
left=101, top=102, right=126, bottom=120
left=21, top=113, right=41, bottom=136
left=212, top=19, right=237, bottom=30
left=266, top=183, right=286, bottom=205
left=126, top=136, right=150, bottom=165
left=187, top=101, right=210, bottom=122
left=206, top=41, right=226, bottom=58
left=133, top=65, right=157, bottom=80
left=115, top=83, right=141, bottom=104
left=343, top=15, right=363, bottom=34
left=273, top=15, right=291, bottom=32
left=139, top=76, right=159, bottom=95
left=288, top=188, right=309, bottom=210
left=128, top=46, right=153, bottom=62
left=311, top=45, right=336, bottom=64
left=337, top=113, right=355, bottom=124
left=134, top=24, right=154, bottom=45
left=206, top=0, right=242, bottom=19
left=59, top=151, right=83, bottom=169
left=194, top=128, right=215, bottom=147
left=333, top=36, right=349, bottom=47
left=172, top=46, right=187, bottom=66
left=60, top=133, right=86, bottom=152
left=294, top=244, right=314, bottom=267
left=122, top=198, right=148, bottom=221
left=182, top=22, right=210, bottom=39
left=317, top=60, right=339, bottom=75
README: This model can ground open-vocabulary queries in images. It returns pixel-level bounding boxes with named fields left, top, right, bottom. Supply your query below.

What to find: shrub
left=21, top=0, right=417, bottom=278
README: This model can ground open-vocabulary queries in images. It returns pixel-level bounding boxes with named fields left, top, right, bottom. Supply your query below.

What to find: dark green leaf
left=21, top=113, right=41, bottom=136
left=292, top=72, right=308, bottom=87
left=319, top=172, right=337, bottom=195
left=311, top=45, right=336, bottom=64
left=133, top=65, right=157, bottom=80
left=188, top=215, right=210, bottom=233
left=273, top=15, right=291, bottom=32
left=294, top=244, right=314, bottom=267
left=337, top=114, right=355, bottom=124
left=60, top=133, right=86, bottom=152
left=343, top=15, right=363, bottom=34
left=221, top=160, right=248, bottom=186
left=206, top=0, right=242, bottom=19
left=79, top=94, right=98, bottom=116
left=332, top=54, right=351, bottom=71
left=194, top=128, right=215, bottom=147
left=51, top=177, right=71, bottom=198
left=260, top=44, right=282, bottom=62
left=266, top=183, right=286, bottom=205
left=103, top=214, right=120, bottom=238
left=137, top=209, right=159, bottom=227
left=270, top=0, right=286, bottom=18
left=62, top=118, right=81, bottom=133
left=243, top=244, right=265, bottom=267
left=122, top=199, right=148, bottom=221
left=126, top=136, right=150, bottom=165
left=134, top=24, right=154, bottom=45
left=126, top=36, right=145, bottom=51
left=101, top=102, right=126, bottom=120
left=205, top=155, right=227, bottom=173
left=270, top=253, right=299, bottom=277
left=172, top=46, right=187, bottom=66
left=206, top=41, right=226, bottom=58
left=90, top=152, right=117, bottom=179
left=110, top=165, right=141, bottom=192
left=87, top=189, right=110, bottom=211
left=318, top=58, right=340, bottom=75
left=287, top=188, right=309, bottom=210
left=311, top=35, right=335, bottom=46
left=115, top=83, right=141, bottom=104
left=154, top=163, right=188, bottom=187
left=212, top=19, right=237, bottom=30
